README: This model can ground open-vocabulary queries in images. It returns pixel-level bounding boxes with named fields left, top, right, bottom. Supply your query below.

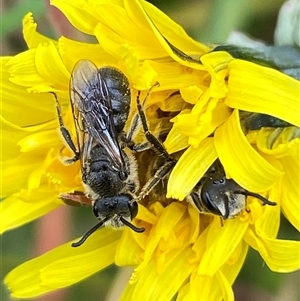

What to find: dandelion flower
left=1, top=1, right=299, bottom=300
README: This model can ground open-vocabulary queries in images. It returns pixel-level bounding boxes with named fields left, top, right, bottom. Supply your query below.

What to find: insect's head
left=191, top=160, right=277, bottom=219
left=198, top=172, right=244, bottom=219
left=72, top=195, right=144, bottom=247
left=92, top=195, right=138, bottom=221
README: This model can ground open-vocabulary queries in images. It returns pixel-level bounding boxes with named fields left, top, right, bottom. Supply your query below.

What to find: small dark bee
left=135, top=100, right=277, bottom=219
left=239, top=111, right=292, bottom=131
left=54, top=60, right=147, bottom=247
left=188, top=159, right=276, bottom=219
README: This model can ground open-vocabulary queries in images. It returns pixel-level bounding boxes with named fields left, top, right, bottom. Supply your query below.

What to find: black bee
left=187, top=159, right=276, bottom=219
left=135, top=98, right=277, bottom=219
left=54, top=60, right=146, bottom=247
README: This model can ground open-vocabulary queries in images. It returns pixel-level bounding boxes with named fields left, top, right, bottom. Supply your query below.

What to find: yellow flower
left=1, top=0, right=299, bottom=300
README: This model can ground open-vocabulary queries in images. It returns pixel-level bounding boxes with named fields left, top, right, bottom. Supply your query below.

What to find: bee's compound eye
left=92, top=202, right=100, bottom=217
left=119, top=171, right=128, bottom=181
left=129, top=201, right=138, bottom=219
left=92, top=205, right=98, bottom=217
left=200, top=190, right=223, bottom=216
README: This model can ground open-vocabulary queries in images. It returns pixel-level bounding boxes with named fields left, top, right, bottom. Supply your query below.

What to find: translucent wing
left=70, top=60, right=126, bottom=173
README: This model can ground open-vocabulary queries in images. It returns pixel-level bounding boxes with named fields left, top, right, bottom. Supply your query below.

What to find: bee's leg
left=51, top=92, right=80, bottom=163
left=136, top=159, right=176, bottom=201
left=60, top=191, right=92, bottom=206
left=119, top=113, right=151, bottom=151
left=131, top=141, right=151, bottom=152
left=123, top=113, right=140, bottom=144
left=136, top=89, right=171, bottom=161
left=135, top=86, right=177, bottom=201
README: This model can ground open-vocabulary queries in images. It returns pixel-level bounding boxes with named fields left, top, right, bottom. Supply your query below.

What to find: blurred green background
left=1, top=0, right=299, bottom=301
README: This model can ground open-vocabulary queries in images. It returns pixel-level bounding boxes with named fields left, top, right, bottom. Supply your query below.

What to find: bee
left=187, top=159, right=276, bottom=219
left=54, top=60, right=148, bottom=247
left=239, top=111, right=292, bottom=131
left=135, top=98, right=277, bottom=219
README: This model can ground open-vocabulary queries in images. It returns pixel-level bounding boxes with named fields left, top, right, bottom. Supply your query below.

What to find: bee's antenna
left=71, top=216, right=110, bottom=247
left=234, top=190, right=277, bottom=206
left=120, top=217, right=145, bottom=233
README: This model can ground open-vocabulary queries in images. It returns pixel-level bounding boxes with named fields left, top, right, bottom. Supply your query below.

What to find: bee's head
left=92, top=194, right=138, bottom=220
left=199, top=174, right=245, bottom=219
left=71, top=195, right=144, bottom=248
left=194, top=170, right=276, bottom=219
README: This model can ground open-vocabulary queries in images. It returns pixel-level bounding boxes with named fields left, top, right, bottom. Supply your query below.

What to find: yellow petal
left=244, top=228, right=300, bottom=272
left=2, top=157, right=42, bottom=198
left=1, top=116, right=55, bottom=133
left=115, top=228, right=144, bottom=266
left=190, top=99, right=230, bottom=148
left=0, top=194, right=61, bottom=234
left=164, top=126, right=189, bottom=154
left=58, top=36, right=115, bottom=72
left=1, top=116, right=57, bottom=162
left=170, top=109, right=199, bottom=138
left=2, top=59, right=56, bottom=127
left=215, top=109, right=284, bottom=192
left=255, top=127, right=300, bottom=158
left=133, top=0, right=207, bottom=53
left=167, top=138, right=217, bottom=200
left=176, top=282, right=190, bottom=301
left=139, top=202, right=186, bottom=268
left=184, top=273, right=225, bottom=301
left=18, top=129, right=60, bottom=152
left=51, top=0, right=99, bottom=35
left=23, top=13, right=56, bottom=49
left=254, top=196, right=281, bottom=238
left=180, top=85, right=205, bottom=105
left=35, top=42, right=70, bottom=89
left=94, top=21, right=164, bottom=63
left=91, top=2, right=167, bottom=63
left=1, top=129, right=23, bottom=160
left=135, top=203, right=159, bottom=226
left=7, top=50, right=48, bottom=87
left=226, top=60, right=300, bottom=127
left=128, top=0, right=210, bottom=69
left=121, top=247, right=196, bottom=301
left=93, top=3, right=162, bottom=57
left=198, top=217, right=249, bottom=276
left=188, top=204, right=201, bottom=244
left=280, top=155, right=300, bottom=231
left=140, top=60, right=207, bottom=91
left=189, top=274, right=215, bottom=301
left=215, top=271, right=234, bottom=301
left=200, top=51, right=233, bottom=98
left=5, top=228, right=121, bottom=298
left=219, top=241, right=248, bottom=285
left=169, top=89, right=230, bottom=148
left=160, top=91, right=188, bottom=112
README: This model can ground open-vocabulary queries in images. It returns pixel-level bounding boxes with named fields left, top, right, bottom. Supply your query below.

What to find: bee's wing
left=70, top=60, right=126, bottom=171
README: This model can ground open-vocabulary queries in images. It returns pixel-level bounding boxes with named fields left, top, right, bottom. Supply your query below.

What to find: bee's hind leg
left=50, top=92, right=80, bottom=164
left=135, top=89, right=172, bottom=161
